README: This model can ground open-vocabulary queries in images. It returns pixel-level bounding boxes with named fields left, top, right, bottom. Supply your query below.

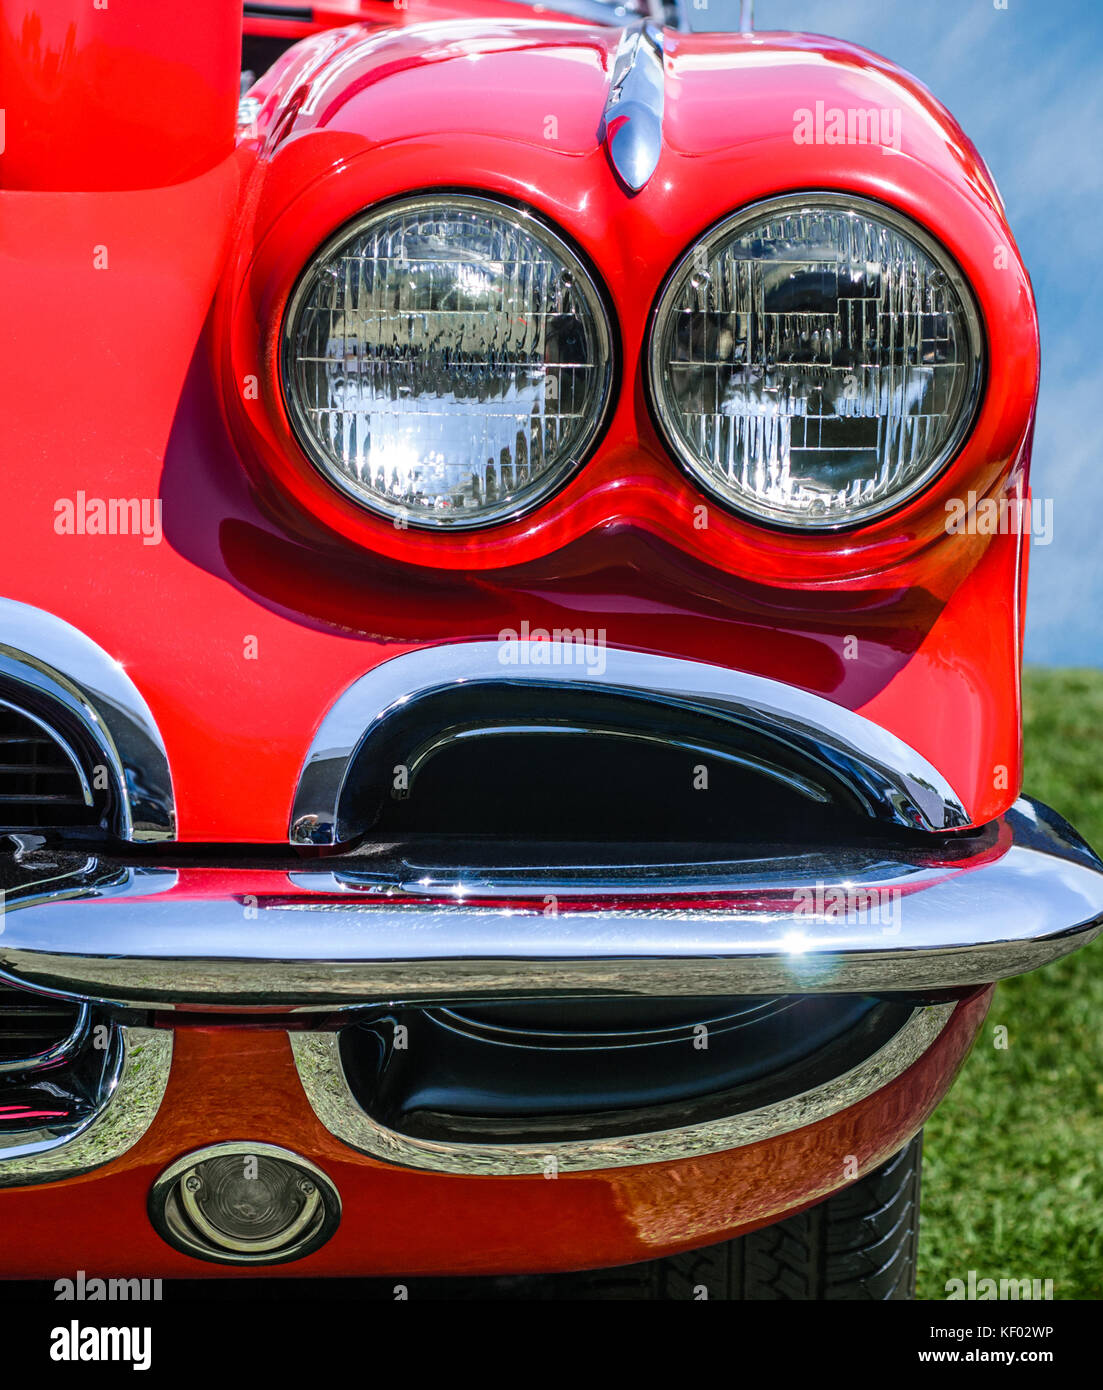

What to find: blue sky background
left=757, top=0, right=1102, bottom=665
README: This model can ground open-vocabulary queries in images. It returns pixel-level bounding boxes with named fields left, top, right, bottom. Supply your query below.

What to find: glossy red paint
left=0, top=17, right=1038, bottom=840
left=0, top=991, right=991, bottom=1278
left=0, top=0, right=241, bottom=190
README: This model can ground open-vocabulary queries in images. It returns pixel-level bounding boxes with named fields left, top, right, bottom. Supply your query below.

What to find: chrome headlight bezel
left=279, top=192, right=616, bottom=532
left=646, top=192, right=987, bottom=532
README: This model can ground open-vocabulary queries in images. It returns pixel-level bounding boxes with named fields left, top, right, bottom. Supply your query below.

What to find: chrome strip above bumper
left=0, top=1027, right=173, bottom=1187
left=289, top=1004, right=954, bottom=1174
left=0, top=799, right=1099, bottom=1010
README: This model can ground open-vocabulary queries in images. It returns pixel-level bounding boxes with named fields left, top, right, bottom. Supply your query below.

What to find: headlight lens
left=281, top=194, right=613, bottom=529
left=648, top=195, right=984, bottom=528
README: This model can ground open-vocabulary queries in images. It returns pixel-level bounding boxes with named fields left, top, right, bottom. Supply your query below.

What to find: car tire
left=647, top=1132, right=923, bottom=1301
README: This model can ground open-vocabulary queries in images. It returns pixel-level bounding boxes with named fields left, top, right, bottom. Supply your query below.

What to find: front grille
left=0, top=981, right=85, bottom=1066
left=0, top=702, right=99, bottom=830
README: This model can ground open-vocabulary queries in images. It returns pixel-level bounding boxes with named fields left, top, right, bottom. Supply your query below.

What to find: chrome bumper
left=1, top=797, right=1100, bottom=1010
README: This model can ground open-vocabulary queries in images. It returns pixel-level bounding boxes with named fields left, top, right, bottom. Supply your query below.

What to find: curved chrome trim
left=0, top=598, right=176, bottom=841
left=601, top=22, right=665, bottom=193
left=0, top=998, right=91, bottom=1076
left=1, top=800, right=1099, bottom=1008
left=290, top=641, right=970, bottom=844
left=149, top=1141, right=341, bottom=1267
left=0, top=696, right=94, bottom=808
left=290, top=1003, right=952, bottom=1174
left=0, top=1027, right=173, bottom=1186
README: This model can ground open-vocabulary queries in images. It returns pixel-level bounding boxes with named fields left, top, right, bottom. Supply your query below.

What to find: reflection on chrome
left=0, top=596, right=176, bottom=840
left=289, top=1005, right=954, bottom=1175
left=0, top=798, right=1100, bottom=1008
left=0, top=1028, right=172, bottom=1186
left=602, top=22, right=665, bottom=193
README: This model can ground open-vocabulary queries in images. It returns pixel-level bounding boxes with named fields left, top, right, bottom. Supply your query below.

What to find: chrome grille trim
left=289, top=1003, right=953, bottom=1174
left=290, top=642, right=971, bottom=845
left=0, top=1027, right=173, bottom=1185
left=0, top=597, right=175, bottom=841
left=0, top=698, right=95, bottom=827
left=0, top=984, right=90, bottom=1074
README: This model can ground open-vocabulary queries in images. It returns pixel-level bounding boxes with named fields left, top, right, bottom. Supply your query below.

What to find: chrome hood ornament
left=601, top=21, right=665, bottom=194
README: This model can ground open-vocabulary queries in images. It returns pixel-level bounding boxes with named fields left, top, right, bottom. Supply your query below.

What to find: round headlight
left=648, top=195, right=984, bottom=529
left=281, top=194, right=614, bottom=530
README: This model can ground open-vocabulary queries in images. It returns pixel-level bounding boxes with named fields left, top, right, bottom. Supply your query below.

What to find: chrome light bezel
left=279, top=192, right=616, bottom=532
left=646, top=192, right=987, bottom=532
left=149, top=1141, right=341, bottom=1266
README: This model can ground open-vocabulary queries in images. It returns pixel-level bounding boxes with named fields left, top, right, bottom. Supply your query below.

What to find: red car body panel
left=0, top=0, right=1050, bottom=1282
left=0, top=12, right=1035, bottom=844
left=0, top=0, right=241, bottom=190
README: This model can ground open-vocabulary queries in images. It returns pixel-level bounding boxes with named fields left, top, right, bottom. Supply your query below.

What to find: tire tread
left=651, top=1132, right=923, bottom=1301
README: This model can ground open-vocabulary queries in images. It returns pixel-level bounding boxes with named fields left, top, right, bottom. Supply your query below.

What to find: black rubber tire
left=650, top=1132, right=923, bottom=1301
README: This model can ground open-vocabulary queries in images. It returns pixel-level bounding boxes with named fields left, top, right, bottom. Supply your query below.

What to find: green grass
left=916, top=668, right=1103, bottom=1300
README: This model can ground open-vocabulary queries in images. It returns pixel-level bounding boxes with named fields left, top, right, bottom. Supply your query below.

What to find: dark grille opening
left=0, top=981, right=84, bottom=1065
left=340, top=995, right=913, bottom=1144
left=340, top=684, right=941, bottom=850
left=0, top=982, right=115, bottom=1137
left=369, top=730, right=900, bottom=847
left=0, top=703, right=103, bottom=831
